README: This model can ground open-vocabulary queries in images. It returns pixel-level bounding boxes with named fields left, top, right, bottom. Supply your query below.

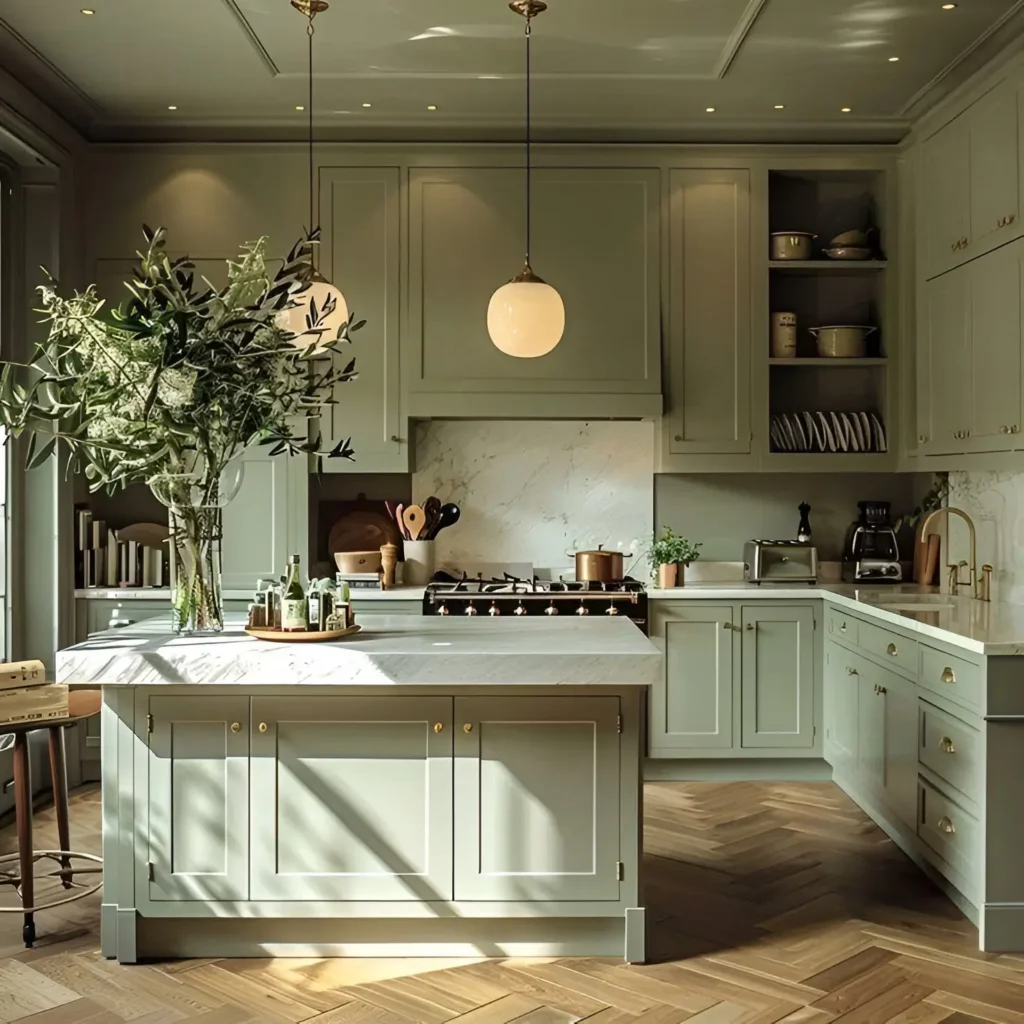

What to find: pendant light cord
left=524, top=14, right=532, bottom=268
left=307, top=14, right=316, bottom=242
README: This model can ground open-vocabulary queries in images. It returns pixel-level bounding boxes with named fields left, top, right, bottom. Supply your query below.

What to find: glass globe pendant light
left=279, top=0, right=349, bottom=350
left=487, top=0, right=565, bottom=358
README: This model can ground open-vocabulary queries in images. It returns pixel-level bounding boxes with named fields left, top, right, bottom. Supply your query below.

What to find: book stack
left=76, top=509, right=167, bottom=588
left=0, top=660, right=69, bottom=727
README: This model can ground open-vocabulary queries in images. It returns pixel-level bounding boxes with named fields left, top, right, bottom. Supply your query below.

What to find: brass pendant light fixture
left=487, top=0, right=565, bottom=358
left=279, top=0, right=350, bottom=350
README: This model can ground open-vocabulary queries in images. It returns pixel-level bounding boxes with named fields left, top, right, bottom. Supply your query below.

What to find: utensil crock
left=403, top=539, right=435, bottom=586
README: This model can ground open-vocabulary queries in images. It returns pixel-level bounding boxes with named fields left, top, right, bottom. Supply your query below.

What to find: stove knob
left=464, top=602, right=478, bottom=616
left=437, top=603, right=450, bottom=616
left=576, top=602, right=590, bottom=616
left=605, top=602, right=620, bottom=616
left=488, top=601, right=501, bottom=616
left=514, top=602, right=528, bottom=616
left=544, top=601, right=559, bottom=616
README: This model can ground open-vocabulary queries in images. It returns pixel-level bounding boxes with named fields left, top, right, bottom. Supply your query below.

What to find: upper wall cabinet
left=664, top=169, right=751, bottom=458
left=320, top=167, right=406, bottom=473
left=921, top=81, right=1021, bottom=280
left=406, top=167, right=662, bottom=418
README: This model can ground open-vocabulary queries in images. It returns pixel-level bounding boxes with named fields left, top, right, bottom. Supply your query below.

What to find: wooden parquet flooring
left=1, top=781, right=1022, bottom=1024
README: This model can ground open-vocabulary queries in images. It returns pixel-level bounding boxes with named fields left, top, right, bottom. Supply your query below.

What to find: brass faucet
left=919, top=506, right=993, bottom=601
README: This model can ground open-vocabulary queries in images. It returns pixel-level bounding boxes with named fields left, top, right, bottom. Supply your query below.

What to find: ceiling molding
left=713, top=0, right=770, bottom=80
left=898, top=0, right=1024, bottom=120
left=218, top=0, right=280, bottom=77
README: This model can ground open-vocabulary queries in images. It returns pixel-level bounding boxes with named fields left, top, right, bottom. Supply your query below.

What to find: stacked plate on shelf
left=769, top=411, right=887, bottom=453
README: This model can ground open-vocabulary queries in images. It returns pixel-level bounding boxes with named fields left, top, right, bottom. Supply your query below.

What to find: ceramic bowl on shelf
left=810, top=325, right=876, bottom=358
left=770, top=232, right=816, bottom=260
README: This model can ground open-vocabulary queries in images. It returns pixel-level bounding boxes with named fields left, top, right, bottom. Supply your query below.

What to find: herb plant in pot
left=0, top=227, right=363, bottom=634
left=649, top=528, right=702, bottom=588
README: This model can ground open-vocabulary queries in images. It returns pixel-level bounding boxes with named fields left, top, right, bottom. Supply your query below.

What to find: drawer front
left=827, top=607, right=858, bottom=646
left=918, top=646, right=982, bottom=713
left=918, top=778, right=980, bottom=883
left=859, top=620, right=918, bottom=677
left=918, top=699, right=982, bottom=804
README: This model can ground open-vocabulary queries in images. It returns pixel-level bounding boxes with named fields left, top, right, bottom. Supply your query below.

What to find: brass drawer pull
left=434, top=722, right=443, bottom=734
left=937, top=815, right=956, bottom=835
left=230, top=722, right=241, bottom=733
left=840, top=622, right=847, bottom=632
left=258, top=722, right=268, bottom=733
left=463, top=723, right=473, bottom=733
left=846, top=666, right=858, bottom=676
left=886, top=642, right=898, bottom=657
left=940, top=735, right=956, bottom=754
left=941, top=667, right=956, bottom=685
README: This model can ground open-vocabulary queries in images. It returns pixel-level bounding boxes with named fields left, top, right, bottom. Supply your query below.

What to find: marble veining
left=56, top=613, right=662, bottom=687
left=412, top=420, right=654, bottom=575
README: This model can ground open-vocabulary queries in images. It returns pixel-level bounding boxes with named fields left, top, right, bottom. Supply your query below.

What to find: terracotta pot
left=657, top=563, right=678, bottom=588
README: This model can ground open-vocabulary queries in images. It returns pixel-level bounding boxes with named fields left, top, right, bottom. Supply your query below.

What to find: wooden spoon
left=433, top=502, right=461, bottom=536
left=394, top=503, right=408, bottom=540
left=403, top=504, right=426, bottom=541
left=422, top=496, right=442, bottom=540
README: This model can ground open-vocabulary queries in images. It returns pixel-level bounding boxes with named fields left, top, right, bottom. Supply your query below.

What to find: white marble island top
left=56, top=613, right=661, bottom=688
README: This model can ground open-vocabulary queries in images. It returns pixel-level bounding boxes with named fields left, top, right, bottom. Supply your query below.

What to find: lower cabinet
left=138, top=692, right=622, bottom=905
left=650, top=601, right=817, bottom=758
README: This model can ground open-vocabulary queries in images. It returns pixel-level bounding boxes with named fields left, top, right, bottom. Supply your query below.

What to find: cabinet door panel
left=823, top=643, right=859, bottom=770
left=882, top=670, right=919, bottom=830
left=970, top=85, right=1019, bottom=252
left=922, top=270, right=971, bottom=453
left=408, top=167, right=660, bottom=395
left=668, top=169, right=751, bottom=454
left=321, top=167, right=405, bottom=472
left=923, top=116, right=970, bottom=278
left=454, top=696, right=620, bottom=902
left=143, top=695, right=249, bottom=902
left=858, top=670, right=886, bottom=793
left=651, top=604, right=734, bottom=752
left=250, top=697, right=453, bottom=901
left=740, top=605, right=814, bottom=749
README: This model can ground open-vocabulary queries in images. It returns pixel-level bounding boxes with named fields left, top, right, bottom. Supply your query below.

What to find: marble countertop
left=74, top=586, right=426, bottom=601
left=649, top=582, right=1024, bottom=655
left=56, top=613, right=661, bottom=688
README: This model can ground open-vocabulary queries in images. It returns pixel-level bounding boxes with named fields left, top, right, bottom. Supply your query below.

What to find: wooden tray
left=244, top=625, right=361, bottom=643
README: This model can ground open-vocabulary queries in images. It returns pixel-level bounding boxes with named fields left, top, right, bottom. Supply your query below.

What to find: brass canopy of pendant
left=511, top=263, right=546, bottom=285
left=509, top=0, right=547, bottom=16
left=291, top=0, right=329, bottom=14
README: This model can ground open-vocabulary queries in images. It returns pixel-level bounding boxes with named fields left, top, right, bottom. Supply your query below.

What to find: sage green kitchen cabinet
left=249, top=696, right=454, bottom=901
left=969, top=85, right=1020, bottom=254
left=919, top=268, right=971, bottom=453
left=923, top=113, right=970, bottom=280
left=665, top=169, right=751, bottom=456
left=650, top=604, right=734, bottom=753
left=881, top=668, right=919, bottom=830
left=137, top=695, right=250, bottom=903
left=320, top=167, right=407, bottom=472
left=823, top=643, right=859, bottom=772
left=453, top=696, right=621, bottom=901
left=857, top=668, right=886, bottom=793
left=406, top=167, right=661, bottom=418
left=221, top=447, right=307, bottom=591
left=740, top=605, right=814, bottom=749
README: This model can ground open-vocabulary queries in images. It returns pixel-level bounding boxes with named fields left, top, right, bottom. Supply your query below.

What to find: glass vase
left=151, top=457, right=245, bottom=634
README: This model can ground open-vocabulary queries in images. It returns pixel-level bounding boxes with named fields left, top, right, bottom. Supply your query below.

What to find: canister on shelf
left=771, top=312, right=798, bottom=358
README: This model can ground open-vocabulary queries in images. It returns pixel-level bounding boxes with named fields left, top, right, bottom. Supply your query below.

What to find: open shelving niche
left=766, top=168, right=892, bottom=461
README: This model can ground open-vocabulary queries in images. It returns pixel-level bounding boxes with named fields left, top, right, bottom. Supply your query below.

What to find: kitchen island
left=56, top=615, right=660, bottom=964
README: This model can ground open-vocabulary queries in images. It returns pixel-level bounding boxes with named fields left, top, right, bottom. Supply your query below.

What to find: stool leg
left=48, top=726, right=72, bottom=889
left=13, top=733, right=35, bottom=948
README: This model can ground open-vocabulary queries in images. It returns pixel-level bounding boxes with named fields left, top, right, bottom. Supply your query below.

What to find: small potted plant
left=648, top=528, right=702, bottom=588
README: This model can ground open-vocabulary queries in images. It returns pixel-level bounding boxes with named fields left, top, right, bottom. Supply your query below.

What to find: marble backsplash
left=412, top=420, right=654, bottom=576
left=948, top=470, right=1024, bottom=604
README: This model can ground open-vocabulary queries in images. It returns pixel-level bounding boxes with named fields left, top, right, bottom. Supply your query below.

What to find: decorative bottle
left=282, top=555, right=308, bottom=632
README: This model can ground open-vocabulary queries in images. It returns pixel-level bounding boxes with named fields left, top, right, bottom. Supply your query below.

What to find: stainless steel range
left=422, top=573, right=648, bottom=634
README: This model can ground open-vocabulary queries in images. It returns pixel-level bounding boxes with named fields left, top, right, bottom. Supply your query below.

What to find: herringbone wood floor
left=1, top=781, right=1022, bottom=1023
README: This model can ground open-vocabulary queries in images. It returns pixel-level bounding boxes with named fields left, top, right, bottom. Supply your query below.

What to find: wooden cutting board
left=328, top=509, right=402, bottom=555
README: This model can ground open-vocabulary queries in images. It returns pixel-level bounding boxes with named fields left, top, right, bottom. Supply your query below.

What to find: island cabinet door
left=142, top=695, right=250, bottom=902
left=249, top=696, right=454, bottom=901
left=453, top=696, right=621, bottom=902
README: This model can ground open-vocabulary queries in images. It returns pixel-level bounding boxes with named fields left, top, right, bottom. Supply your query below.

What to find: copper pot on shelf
left=570, top=545, right=624, bottom=583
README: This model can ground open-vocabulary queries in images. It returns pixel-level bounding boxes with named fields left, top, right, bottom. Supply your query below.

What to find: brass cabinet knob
left=390, top=435, right=405, bottom=444
left=433, top=722, right=443, bottom=733
left=1009, top=213, right=1016, bottom=225
left=940, top=735, right=956, bottom=754
left=846, top=666, right=858, bottom=675
left=463, top=723, right=473, bottom=733
left=674, top=434, right=683, bottom=442
left=886, top=642, right=898, bottom=657
left=918, top=435, right=928, bottom=443
left=230, top=722, right=241, bottom=733
left=941, top=667, right=956, bottom=684
left=258, top=722, right=268, bottom=733
left=878, top=685, right=887, bottom=695
left=746, top=623, right=754, bottom=631
left=962, top=236, right=969, bottom=246
left=938, top=815, right=956, bottom=835
left=722, top=621, right=732, bottom=630
left=840, top=622, right=847, bottom=631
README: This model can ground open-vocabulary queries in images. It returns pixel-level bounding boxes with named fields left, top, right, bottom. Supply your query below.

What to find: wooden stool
left=0, top=689, right=103, bottom=948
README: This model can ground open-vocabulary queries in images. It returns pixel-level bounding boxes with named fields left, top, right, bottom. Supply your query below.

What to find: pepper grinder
left=797, top=502, right=812, bottom=543
left=380, top=543, right=398, bottom=590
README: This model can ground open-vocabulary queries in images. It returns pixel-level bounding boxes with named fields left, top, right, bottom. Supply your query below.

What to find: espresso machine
left=842, top=500, right=902, bottom=582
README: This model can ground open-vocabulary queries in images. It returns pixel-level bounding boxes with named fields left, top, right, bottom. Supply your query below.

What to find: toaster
left=743, top=540, right=818, bottom=584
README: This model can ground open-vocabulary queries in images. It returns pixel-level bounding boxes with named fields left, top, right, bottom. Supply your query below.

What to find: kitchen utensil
left=743, top=540, right=818, bottom=584
left=394, top=503, right=407, bottom=540
left=403, top=504, right=426, bottom=541
left=380, top=543, right=398, bottom=589
left=797, top=502, right=812, bottom=542
left=771, top=312, right=798, bottom=358
left=830, top=229, right=869, bottom=246
left=924, top=532, right=941, bottom=586
left=328, top=508, right=402, bottom=558
left=824, top=246, right=873, bottom=261
left=810, top=325, right=876, bottom=358
left=434, top=502, right=461, bottom=535
left=422, top=496, right=442, bottom=539
left=842, top=500, right=901, bottom=582
left=334, top=550, right=383, bottom=575
left=771, top=232, right=816, bottom=260
left=403, top=539, right=435, bottom=585
left=570, top=545, right=620, bottom=583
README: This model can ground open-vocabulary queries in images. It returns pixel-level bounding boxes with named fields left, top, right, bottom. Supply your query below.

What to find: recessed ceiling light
left=774, top=104, right=785, bottom=109
left=705, top=106, right=716, bottom=113
left=80, top=7, right=95, bottom=13
left=427, top=104, right=438, bottom=111
left=841, top=107, right=852, bottom=113
left=942, top=2, right=957, bottom=7
left=888, top=56, right=900, bottom=62
left=167, top=105, right=178, bottom=111
left=295, top=105, right=305, bottom=111
left=362, top=102, right=372, bottom=108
